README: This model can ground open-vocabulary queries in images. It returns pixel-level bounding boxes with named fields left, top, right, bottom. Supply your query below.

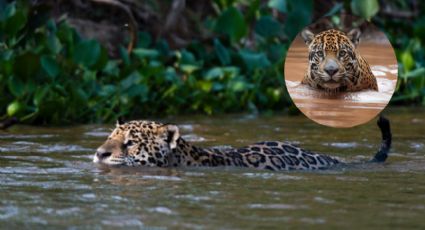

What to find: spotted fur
left=93, top=117, right=391, bottom=171
left=300, top=29, right=378, bottom=93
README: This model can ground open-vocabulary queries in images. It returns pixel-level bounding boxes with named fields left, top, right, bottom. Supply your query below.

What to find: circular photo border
left=284, top=15, right=398, bottom=128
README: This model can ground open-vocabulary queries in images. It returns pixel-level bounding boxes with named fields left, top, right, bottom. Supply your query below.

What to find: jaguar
left=93, top=116, right=391, bottom=171
left=300, top=28, right=378, bottom=93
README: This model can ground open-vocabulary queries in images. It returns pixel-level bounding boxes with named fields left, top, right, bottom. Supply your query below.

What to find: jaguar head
left=93, top=118, right=180, bottom=167
left=301, top=28, right=361, bottom=91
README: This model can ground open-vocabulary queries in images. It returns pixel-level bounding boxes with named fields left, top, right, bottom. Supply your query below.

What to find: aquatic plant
left=0, top=0, right=424, bottom=124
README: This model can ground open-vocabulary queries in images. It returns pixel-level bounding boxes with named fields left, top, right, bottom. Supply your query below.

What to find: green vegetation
left=0, top=0, right=424, bottom=124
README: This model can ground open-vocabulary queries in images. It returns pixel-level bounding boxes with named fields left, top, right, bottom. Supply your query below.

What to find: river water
left=1, top=108, right=424, bottom=229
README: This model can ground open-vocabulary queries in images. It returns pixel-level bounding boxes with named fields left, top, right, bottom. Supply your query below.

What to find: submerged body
left=93, top=117, right=391, bottom=171
left=301, top=29, right=378, bottom=93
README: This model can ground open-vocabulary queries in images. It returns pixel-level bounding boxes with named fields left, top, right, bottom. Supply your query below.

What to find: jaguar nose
left=324, top=59, right=339, bottom=77
left=324, top=66, right=338, bottom=77
left=96, top=149, right=112, bottom=159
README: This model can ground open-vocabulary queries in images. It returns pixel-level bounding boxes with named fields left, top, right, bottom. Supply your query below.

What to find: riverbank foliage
left=0, top=0, right=424, bottom=124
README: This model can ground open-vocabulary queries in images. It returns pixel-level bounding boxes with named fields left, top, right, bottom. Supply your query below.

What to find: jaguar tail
left=371, top=116, right=392, bottom=163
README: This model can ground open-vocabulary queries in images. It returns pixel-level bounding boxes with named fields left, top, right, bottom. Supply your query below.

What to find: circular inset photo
left=284, top=15, right=398, bottom=128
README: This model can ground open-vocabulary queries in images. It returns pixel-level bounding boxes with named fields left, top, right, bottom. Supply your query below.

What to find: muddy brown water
left=1, top=108, right=424, bottom=229
left=285, top=34, right=398, bottom=127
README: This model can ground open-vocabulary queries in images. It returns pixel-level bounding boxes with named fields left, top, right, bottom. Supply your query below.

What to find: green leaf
left=33, top=87, right=49, bottom=107
left=7, top=100, right=24, bottom=116
left=4, top=9, right=26, bottom=36
left=121, top=71, right=142, bottom=90
left=13, top=52, right=40, bottom=79
left=99, top=85, right=116, bottom=97
left=214, top=39, right=231, bottom=65
left=41, top=56, right=60, bottom=78
left=198, top=80, right=213, bottom=92
left=229, top=80, right=252, bottom=92
left=119, top=45, right=130, bottom=65
left=137, top=31, right=152, bottom=48
left=46, top=34, right=62, bottom=54
left=92, top=46, right=108, bottom=70
left=351, top=0, right=379, bottom=21
left=180, top=64, right=200, bottom=74
left=401, top=51, right=415, bottom=72
left=0, top=2, right=16, bottom=21
left=215, top=6, right=247, bottom=43
left=267, top=0, right=287, bottom=13
left=179, top=50, right=197, bottom=65
left=7, top=77, right=25, bottom=97
left=403, top=67, right=425, bottom=79
left=255, top=16, right=282, bottom=38
left=239, top=50, right=271, bottom=71
left=133, top=48, right=159, bottom=59
left=73, top=40, right=101, bottom=68
left=0, top=50, right=13, bottom=61
left=102, top=61, right=120, bottom=77
left=284, top=0, right=312, bottom=40
left=325, top=2, right=343, bottom=17
left=205, top=67, right=224, bottom=80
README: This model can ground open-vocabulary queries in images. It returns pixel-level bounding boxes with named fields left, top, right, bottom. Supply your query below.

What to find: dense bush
left=0, top=0, right=424, bottom=124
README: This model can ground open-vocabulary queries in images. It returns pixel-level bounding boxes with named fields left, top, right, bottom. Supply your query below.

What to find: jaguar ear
left=116, top=117, right=125, bottom=126
left=347, top=29, right=361, bottom=47
left=301, top=29, right=315, bottom=45
left=160, top=124, right=180, bottom=149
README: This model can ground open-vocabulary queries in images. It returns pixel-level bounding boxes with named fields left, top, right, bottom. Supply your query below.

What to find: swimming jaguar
left=93, top=116, right=391, bottom=171
left=300, top=28, right=378, bottom=92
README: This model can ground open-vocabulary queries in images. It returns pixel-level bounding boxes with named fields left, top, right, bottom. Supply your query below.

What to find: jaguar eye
left=339, top=50, right=346, bottom=56
left=316, top=51, right=324, bottom=57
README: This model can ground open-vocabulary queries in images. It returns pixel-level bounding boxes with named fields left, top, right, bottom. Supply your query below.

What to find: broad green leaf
left=0, top=50, right=13, bottom=60
left=180, top=64, right=199, bottom=74
left=73, top=40, right=101, bottom=68
left=214, top=39, right=231, bottom=65
left=47, top=34, right=62, bottom=54
left=41, top=56, right=60, bottom=78
left=13, top=52, right=40, bottom=79
left=222, top=66, right=240, bottom=78
left=180, top=50, right=197, bottom=64
left=33, top=87, right=49, bottom=106
left=121, top=71, right=142, bottom=90
left=229, top=80, right=252, bottom=92
left=133, top=48, right=159, bottom=59
left=351, top=0, right=379, bottom=21
left=92, top=46, right=108, bottom=70
left=284, top=0, right=312, bottom=40
left=198, top=80, right=213, bottom=92
left=239, top=50, right=271, bottom=71
left=103, top=60, right=119, bottom=76
left=4, top=9, right=26, bottom=36
left=7, top=100, right=24, bottom=116
left=119, top=45, right=130, bottom=65
left=7, top=77, right=24, bottom=97
left=267, top=0, right=287, bottom=13
left=215, top=7, right=247, bottom=43
left=255, top=16, right=282, bottom=38
left=127, top=84, right=148, bottom=97
left=205, top=67, right=224, bottom=80
left=403, top=67, right=425, bottom=79
left=137, top=31, right=152, bottom=48
left=401, top=51, right=414, bottom=72
left=0, top=2, right=16, bottom=21
left=325, top=2, right=343, bottom=17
